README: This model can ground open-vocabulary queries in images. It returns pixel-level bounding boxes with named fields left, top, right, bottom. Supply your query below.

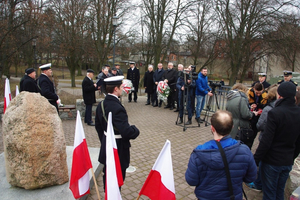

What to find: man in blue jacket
left=185, top=110, right=257, bottom=200
left=195, top=67, right=213, bottom=123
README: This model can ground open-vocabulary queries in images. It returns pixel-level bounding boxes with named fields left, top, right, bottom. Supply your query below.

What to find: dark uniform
left=162, top=68, right=177, bottom=109
left=95, top=76, right=139, bottom=188
left=252, top=80, right=270, bottom=89
left=278, top=71, right=298, bottom=86
left=38, top=72, right=59, bottom=112
left=82, top=69, right=97, bottom=125
left=278, top=79, right=298, bottom=86
left=127, top=63, right=140, bottom=102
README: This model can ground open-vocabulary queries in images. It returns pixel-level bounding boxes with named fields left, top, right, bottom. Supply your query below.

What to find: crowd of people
left=18, top=61, right=300, bottom=200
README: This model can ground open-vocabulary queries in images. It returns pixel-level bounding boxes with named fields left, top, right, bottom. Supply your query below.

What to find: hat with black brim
left=39, top=63, right=52, bottom=70
left=104, top=76, right=124, bottom=85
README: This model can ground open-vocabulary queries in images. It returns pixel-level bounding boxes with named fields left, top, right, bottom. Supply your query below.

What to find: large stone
left=2, top=92, right=69, bottom=189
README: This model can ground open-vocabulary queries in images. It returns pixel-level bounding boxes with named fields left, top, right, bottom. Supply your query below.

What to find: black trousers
left=102, top=166, right=126, bottom=190
left=128, top=91, right=138, bottom=101
left=84, top=104, right=92, bottom=123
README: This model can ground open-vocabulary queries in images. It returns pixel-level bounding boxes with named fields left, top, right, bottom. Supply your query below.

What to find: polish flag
left=4, top=78, right=11, bottom=114
left=15, top=85, right=19, bottom=96
left=105, top=112, right=123, bottom=200
left=69, top=110, right=93, bottom=199
left=139, top=140, right=176, bottom=200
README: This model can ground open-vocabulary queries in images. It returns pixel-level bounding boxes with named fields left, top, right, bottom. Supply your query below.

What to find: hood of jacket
left=193, top=136, right=240, bottom=170
left=226, top=89, right=247, bottom=101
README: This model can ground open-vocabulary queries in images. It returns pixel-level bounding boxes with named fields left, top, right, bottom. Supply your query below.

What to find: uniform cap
left=283, top=70, right=292, bottom=76
left=25, top=68, right=35, bottom=75
left=87, top=69, right=95, bottom=73
left=129, top=61, right=135, bottom=65
left=258, top=72, right=266, bottom=77
left=277, top=81, right=296, bottom=98
left=104, top=75, right=124, bottom=85
left=39, top=63, right=51, bottom=70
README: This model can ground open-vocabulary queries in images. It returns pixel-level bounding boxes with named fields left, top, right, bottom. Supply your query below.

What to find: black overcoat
left=95, top=95, right=139, bottom=170
left=82, top=76, right=96, bottom=105
left=127, top=67, right=140, bottom=92
left=144, top=71, right=154, bottom=93
left=162, top=68, right=177, bottom=89
left=38, top=74, right=59, bottom=110
left=22, top=75, right=40, bottom=93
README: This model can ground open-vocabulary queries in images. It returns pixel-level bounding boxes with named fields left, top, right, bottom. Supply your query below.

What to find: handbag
left=237, top=93, right=255, bottom=143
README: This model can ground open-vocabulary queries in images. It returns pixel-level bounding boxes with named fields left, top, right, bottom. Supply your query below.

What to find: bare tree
left=214, top=0, right=292, bottom=85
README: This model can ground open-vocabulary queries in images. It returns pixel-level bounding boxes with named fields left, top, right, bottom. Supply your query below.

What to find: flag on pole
left=139, top=140, right=176, bottom=200
left=15, top=85, right=19, bottom=96
left=4, top=78, right=12, bottom=114
left=105, top=112, right=123, bottom=200
left=69, top=110, right=93, bottom=199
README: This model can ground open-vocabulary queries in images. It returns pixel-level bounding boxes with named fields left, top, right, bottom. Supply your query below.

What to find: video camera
left=178, top=65, right=198, bottom=82
left=208, top=80, right=222, bottom=93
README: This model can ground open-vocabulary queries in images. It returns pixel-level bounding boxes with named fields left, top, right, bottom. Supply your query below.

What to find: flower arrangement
left=157, top=81, right=170, bottom=101
left=122, top=79, right=133, bottom=95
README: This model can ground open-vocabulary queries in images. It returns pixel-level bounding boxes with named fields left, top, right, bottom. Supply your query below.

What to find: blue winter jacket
left=195, top=73, right=211, bottom=96
left=185, top=136, right=257, bottom=200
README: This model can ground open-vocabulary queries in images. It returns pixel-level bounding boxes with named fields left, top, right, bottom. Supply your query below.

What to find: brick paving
left=0, top=95, right=263, bottom=200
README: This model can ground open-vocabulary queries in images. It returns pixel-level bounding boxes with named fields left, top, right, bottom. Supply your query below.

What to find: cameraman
left=176, top=66, right=196, bottom=125
left=195, top=67, right=213, bottom=123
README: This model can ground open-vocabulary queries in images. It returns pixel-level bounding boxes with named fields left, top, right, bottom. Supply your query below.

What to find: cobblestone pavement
left=0, top=95, right=262, bottom=200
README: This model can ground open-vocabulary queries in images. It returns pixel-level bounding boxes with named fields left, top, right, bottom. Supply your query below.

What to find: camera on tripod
left=178, top=65, right=198, bottom=85
left=208, top=81, right=222, bottom=93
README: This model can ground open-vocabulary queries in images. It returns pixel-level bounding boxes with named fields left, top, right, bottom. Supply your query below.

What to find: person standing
left=127, top=61, right=140, bottom=102
left=95, top=76, right=140, bottom=189
left=185, top=110, right=257, bottom=200
left=278, top=70, right=298, bottom=86
left=115, top=64, right=123, bottom=75
left=254, top=82, right=300, bottom=200
left=247, top=82, right=268, bottom=149
left=162, top=62, right=177, bottom=110
left=82, top=69, right=98, bottom=126
left=111, top=67, right=118, bottom=76
left=195, top=67, right=213, bottom=123
left=144, top=65, right=155, bottom=105
left=38, top=63, right=59, bottom=112
left=97, top=66, right=110, bottom=95
left=174, top=64, right=184, bottom=112
left=252, top=72, right=270, bottom=89
left=20, top=68, right=40, bottom=93
left=153, top=63, right=165, bottom=107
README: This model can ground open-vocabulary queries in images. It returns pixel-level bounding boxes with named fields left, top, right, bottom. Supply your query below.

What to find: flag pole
left=136, top=195, right=141, bottom=200
left=91, top=168, right=101, bottom=200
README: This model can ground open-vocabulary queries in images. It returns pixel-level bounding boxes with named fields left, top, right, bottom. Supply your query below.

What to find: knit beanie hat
left=277, top=81, right=296, bottom=98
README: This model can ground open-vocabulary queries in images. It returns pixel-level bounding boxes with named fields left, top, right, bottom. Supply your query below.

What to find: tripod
left=203, top=87, right=220, bottom=126
left=176, top=75, right=200, bottom=131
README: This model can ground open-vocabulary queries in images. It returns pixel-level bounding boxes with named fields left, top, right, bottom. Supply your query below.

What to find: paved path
left=0, top=95, right=262, bottom=200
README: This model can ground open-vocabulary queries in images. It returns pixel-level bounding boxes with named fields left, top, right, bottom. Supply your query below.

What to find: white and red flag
left=69, top=110, right=92, bottom=199
left=15, top=85, right=19, bottom=96
left=4, top=78, right=11, bottom=113
left=138, top=140, right=176, bottom=200
left=105, top=112, right=123, bottom=200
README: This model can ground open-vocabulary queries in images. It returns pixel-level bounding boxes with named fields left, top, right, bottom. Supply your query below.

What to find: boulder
left=2, top=92, right=69, bottom=189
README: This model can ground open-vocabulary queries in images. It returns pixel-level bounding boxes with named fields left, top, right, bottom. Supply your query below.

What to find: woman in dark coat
left=144, top=65, right=155, bottom=105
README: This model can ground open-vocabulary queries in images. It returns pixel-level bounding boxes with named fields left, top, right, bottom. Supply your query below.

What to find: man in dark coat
left=115, top=64, right=123, bottom=75
left=20, top=68, right=40, bottom=93
left=82, top=69, right=98, bottom=126
left=95, top=76, right=139, bottom=189
left=38, top=63, right=59, bottom=112
left=162, top=62, right=177, bottom=110
left=153, top=63, right=165, bottom=107
left=254, top=81, right=300, bottom=200
left=251, top=72, right=270, bottom=89
left=127, top=61, right=140, bottom=102
left=277, top=70, right=298, bottom=86
left=144, top=65, right=155, bottom=105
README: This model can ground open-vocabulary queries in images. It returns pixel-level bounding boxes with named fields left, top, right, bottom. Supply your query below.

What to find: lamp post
left=252, top=53, right=257, bottom=81
left=32, top=39, right=37, bottom=71
left=112, top=15, right=118, bottom=68
left=167, top=50, right=170, bottom=63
